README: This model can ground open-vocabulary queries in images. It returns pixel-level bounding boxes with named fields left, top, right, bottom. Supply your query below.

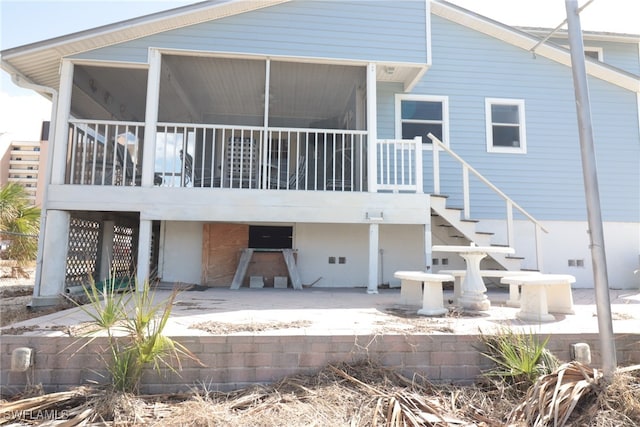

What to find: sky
left=0, top=0, right=638, bottom=144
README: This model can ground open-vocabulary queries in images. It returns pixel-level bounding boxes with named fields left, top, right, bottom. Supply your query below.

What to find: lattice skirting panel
left=65, top=214, right=140, bottom=287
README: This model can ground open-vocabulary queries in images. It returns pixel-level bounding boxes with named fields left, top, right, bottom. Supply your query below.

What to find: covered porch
left=59, top=54, right=424, bottom=194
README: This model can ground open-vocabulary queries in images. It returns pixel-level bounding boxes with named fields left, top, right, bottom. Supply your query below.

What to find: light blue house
left=2, top=0, right=638, bottom=306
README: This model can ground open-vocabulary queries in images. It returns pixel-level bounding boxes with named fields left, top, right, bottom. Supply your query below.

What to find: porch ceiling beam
left=72, top=66, right=140, bottom=121
left=161, top=59, right=201, bottom=123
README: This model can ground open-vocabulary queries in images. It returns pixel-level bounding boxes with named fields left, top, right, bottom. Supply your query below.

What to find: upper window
left=563, top=45, right=603, bottom=61
left=396, top=95, right=449, bottom=148
left=583, top=47, right=603, bottom=61
left=485, top=98, right=526, bottom=154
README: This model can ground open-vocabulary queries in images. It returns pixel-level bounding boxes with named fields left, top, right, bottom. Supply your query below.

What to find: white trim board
left=431, top=1, right=639, bottom=93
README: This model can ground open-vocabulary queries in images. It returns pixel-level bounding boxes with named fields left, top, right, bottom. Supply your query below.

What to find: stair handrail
left=428, top=133, right=548, bottom=269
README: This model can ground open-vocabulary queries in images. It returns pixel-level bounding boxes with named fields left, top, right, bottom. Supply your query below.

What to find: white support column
left=424, top=224, right=432, bottom=272
left=136, top=219, right=152, bottom=292
left=141, top=48, right=162, bottom=187
left=366, top=63, right=378, bottom=193
left=35, top=210, right=70, bottom=306
left=99, top=221, right=115, bottom=282
left=367, top=222, right=379, bottom=294
left=50, top=60, right=74, bottom=185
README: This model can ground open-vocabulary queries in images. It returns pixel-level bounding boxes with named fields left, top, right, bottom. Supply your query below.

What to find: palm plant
left=0, top=183, right=40, bottom=267
left=68, top=275, right=202, bottom=393
left=479, top=327, right=559, bottom=390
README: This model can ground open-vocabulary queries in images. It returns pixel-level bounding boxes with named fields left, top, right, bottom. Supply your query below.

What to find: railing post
left=506, top=200, right=515, bottom=248
left=262, top=60, right=271, bottom=189
left=431, top=137, right=440, bottom=194
left=535, top=223, right=543, bottom=271
left=462, top=165, right=470, bottom=219
left=366, top=63, right=378, bottom=193
left=414, top=136, right=423, bottom=193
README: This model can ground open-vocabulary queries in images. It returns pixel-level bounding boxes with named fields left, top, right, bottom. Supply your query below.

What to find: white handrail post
left=506, top=200, right=515, bottom=248
left=462, top=165, right=470, bottom=219
left=535, top=223, right=543, bottom=271
left=262, top=60, right=271, bottom=189
left=414, top=136, right=423, bottom=193
left=430, top=135, right=440, bottom=194
left=366, top=63, right=378, bottom=193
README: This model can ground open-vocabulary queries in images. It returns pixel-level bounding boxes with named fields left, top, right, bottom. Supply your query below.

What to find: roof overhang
left=3, top=0, right=636, bottom=95
left=1, top=0, right=290, bottom=91
left=518, top=27, right=640, bottom=44
left=432, top=0, right=640, bottom=93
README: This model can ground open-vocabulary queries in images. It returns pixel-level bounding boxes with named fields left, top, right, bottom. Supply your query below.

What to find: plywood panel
left=202, top=223, right=248, bottom=287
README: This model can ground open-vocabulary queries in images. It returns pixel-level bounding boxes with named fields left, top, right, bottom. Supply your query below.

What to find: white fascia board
left=520, top=27, right=640, bottom=44
left=431, top=1, right=640, bottom=93
left=1, top=0, right=290, bottom=59
left=405, top=66, right=430, bottom=92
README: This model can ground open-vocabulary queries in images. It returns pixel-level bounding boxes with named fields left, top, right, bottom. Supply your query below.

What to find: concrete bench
left=501, top=274, right=576, bottom=322
left=393, top=271, right=454, bottom=316
left=438, top=269, right=540, bottom=305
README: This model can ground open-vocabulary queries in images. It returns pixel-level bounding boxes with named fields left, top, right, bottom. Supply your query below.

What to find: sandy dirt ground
left=0, top=267, right=61, bottom=327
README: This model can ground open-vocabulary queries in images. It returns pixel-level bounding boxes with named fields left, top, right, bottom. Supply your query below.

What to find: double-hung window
left=485, top=98, right=526, bottom=154
left=396, top=95, right=449, bottom=148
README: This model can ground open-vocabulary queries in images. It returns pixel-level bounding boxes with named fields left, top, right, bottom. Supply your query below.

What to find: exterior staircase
left=425, top=133, right=548, bottom=274
left=430, top=194, right=525, bottom=272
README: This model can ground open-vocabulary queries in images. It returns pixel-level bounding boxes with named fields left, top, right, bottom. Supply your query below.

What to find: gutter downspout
left=7, top=68, right=58, bottom=305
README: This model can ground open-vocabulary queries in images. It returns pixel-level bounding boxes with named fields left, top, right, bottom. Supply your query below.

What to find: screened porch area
left=63, top=55, right=423, bottom=193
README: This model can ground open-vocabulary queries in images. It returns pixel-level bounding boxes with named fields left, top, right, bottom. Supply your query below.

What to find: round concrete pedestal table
left=432, top=243, right=515, bottom=311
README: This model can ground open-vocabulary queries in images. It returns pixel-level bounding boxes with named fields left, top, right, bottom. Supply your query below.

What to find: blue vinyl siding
left=549, top=37, right=640, bottom=76
left=72, top=0, right=428, bottom=64
left=382, top=15, right=639, bottom=222
left=377, top=82, right=404, bottom=139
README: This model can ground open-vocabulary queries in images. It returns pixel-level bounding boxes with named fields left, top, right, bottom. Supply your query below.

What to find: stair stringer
left=430, top=195, right=524, bottom=272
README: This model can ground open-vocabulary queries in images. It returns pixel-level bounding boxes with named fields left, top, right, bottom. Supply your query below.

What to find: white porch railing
left=66, top=120, right=370, bottom=191
left=428, top=133, right=548, bottom=269
left=67, top=120, right=429, bottom=195
left=376, top=136, right=423, bottom=193
left=67, top=120, right=145, bottom=186
left=155, top=123, right=368, bottom=191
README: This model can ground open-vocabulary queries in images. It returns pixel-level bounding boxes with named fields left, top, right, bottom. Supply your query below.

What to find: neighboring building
left=0, top=0, right=638, bottom=306
left=0, top=122, right=50, bottom=206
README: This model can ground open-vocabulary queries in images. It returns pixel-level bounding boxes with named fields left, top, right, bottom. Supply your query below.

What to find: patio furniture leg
left=417, top=279, right=448, bottom=316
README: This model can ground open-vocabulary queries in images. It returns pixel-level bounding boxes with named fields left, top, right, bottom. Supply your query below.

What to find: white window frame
left=584, top=46, right=604, bottom=61
left=395, top=94, right=449, bottom=150
left=563, top=45, right=604, bottom=61
left=485, top=98, right=527, bottom=154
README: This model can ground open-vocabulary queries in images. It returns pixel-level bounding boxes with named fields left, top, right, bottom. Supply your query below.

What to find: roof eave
left=432, top=0, right=640, bottom=93
left=517, top=27, right=640, bottom=43
left=1, top=0, right=288, bottom=59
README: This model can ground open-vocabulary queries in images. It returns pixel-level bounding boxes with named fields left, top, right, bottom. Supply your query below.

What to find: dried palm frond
left=508, top=361, right=601, bottom=427
left=328, top=364, right=469, bottom=426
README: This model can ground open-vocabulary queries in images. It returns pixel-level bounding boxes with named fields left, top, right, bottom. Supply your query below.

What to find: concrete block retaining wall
left=1, top=333, right=638, bottom=396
